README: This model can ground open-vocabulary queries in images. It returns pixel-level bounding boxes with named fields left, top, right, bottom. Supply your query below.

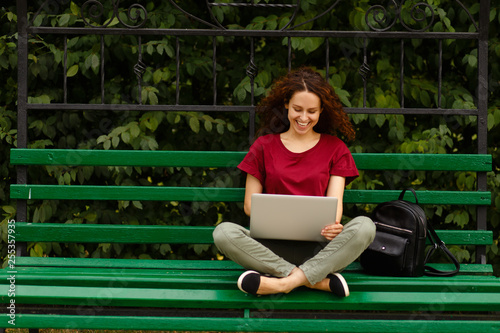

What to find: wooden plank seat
left=2, top=149, right=499, bottom=332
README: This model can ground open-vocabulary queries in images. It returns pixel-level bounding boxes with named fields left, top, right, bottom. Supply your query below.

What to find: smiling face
left=285, top=90, right=322, bottom=137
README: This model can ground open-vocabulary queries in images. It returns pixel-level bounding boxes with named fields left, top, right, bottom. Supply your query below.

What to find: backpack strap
left=400, top=188, right=460, bottom=277
left=398, top=188, right=419, bottom=204
left=424, top=222, right=460, bottom=277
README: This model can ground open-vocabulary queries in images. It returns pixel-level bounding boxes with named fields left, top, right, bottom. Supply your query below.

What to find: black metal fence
left=16, top=0, right=491, bottom=262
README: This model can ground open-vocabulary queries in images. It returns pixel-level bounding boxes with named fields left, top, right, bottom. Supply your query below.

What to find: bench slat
left=13, top=222, right=493, bottom=245
left=10, top=149, right=247, bottom=168
left=6, top=266, right=493, bottom=280
left=4, top=314, right=500, bottom=332
left=14, top=256, right=243, bottom=270
left=12, top=257, right=493, bottom=275
left=15, top=223, right=216, bottom=244
left=10, top=184, right=245, bottom=202
left=4, top=266, right=498, bottom=292
left=1, top=284, right=499, bottom=312
left=10, top=149, right=493, bottom=171
left=9, top=185, right=492, bottom=205
left=355, top=153, right=492, bottom=171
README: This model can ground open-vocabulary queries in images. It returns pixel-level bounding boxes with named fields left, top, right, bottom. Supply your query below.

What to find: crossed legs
left=213, top=216, right=375, bottom=295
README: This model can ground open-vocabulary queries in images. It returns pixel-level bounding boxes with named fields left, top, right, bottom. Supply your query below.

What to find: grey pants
left=213, top=216, right=376, bottom=285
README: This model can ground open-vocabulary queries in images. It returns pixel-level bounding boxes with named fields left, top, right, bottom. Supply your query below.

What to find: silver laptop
left=250, top=193, right=338, bottom=242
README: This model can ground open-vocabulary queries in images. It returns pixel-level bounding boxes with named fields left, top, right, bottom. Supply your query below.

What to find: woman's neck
left=280, top=131, right=321, bottom=153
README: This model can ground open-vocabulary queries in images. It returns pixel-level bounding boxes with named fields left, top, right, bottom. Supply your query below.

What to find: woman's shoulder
left=320, top=133, right=345, bottom=146
left=252, top=133, right=280, bottom=147
left=318, top=134, right=352, bottom=154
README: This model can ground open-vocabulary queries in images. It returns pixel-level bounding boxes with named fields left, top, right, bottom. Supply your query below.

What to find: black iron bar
left=16, top=0, right=29, bottom=256
left=208, top=3, right=297, bottom=8
left=25, top=104, right=254, bottom=112
left=287, top=37, right=291, bottom=72
left=63, top=35, right=68, bottom=104
left=27, top=27, right=480, bottom=40
left=400, top=39, right=404, bottom=108
left=247, top=37, right=256, bottom=106
left=176, top=37, right=180, bottom=105
left=101, top=35, right=105, bottom=104
left=24, top=103, right=480, bottom=116
left=213, top=36, right=217, bottom=106
left=360, top=38, right=369, bottom=108
left=325, top=38, right=330, bottom=79
left=476, top=0, right=491, bottom=264
left=438, top=39, right=442, bottom=108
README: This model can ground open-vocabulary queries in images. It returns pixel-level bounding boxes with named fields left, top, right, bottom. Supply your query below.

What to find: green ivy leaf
left=52, top=242, right=62, bottom=256
left=58, top=14, right=70, bottom=27
left=189, top=117, right=200, bottom=133
left=92, top=54, right=99, bottom=70
left=70, top=2, right=80, bottom=16
left=217, top=123, right=224, bottom=135
left=130, top=123, right=141, bottom=138
left=31, top=243, right=44, bottom=257
left=455, top=211, right=470, bottom=228
left=148, top=91, right=158, bottom=105
left=160, top=244, right=172, bottom=256
left=375, top=114, right=386, bottom=128
left=204, top=120, right=213, bottom=132
left=193, top=244, right=210, bottom=256
left=132, top=201, right=143, bottom=209
left=487, top=112, right=495, bottom=131
left=67, top=64, right=79, bottom=77
left=153, top=70, right=163, bottom=84
left=420, top=90, right=431, bottom=107
left=103, top=140, right=111, bottom=150
left=468, top=54, right=478, bottom=67
left=121, top=131, right=131, bottom=144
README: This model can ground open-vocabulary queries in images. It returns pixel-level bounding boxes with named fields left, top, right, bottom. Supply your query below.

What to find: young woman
left=213, top=67, right=375, bottom=297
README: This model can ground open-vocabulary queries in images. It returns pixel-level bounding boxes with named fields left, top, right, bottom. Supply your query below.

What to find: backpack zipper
left=382, top=201, right=427, bottom=238
left=374, top=221, right=413, bottom=234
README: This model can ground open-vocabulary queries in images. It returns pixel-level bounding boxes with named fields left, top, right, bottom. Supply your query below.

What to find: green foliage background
left=0, top=1, right=499, bottom=274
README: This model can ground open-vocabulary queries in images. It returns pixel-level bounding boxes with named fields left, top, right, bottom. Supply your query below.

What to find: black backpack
left=360, top=188, right=460, bottom=277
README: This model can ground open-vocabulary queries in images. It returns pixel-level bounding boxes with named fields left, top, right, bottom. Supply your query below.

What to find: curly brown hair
left=255, top=67, right=355, bottom=141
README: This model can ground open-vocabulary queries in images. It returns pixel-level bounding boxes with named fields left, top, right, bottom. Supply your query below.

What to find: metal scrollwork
left=400, top=2, right=434, bottom=32
left=246, top=60, right=258, bottom=81
left=81, top=0, right=106, bottom=27
left=133, top=60, right=146, bottom=81
left=365, top=0, right=435, bottom=32
left=359, top=62, right=371, bottom=82
left=169, top=0, right=301, bottom=30
left=365, top=2, right=398, bottom=32
left=81, top=0, right=148, bottom=29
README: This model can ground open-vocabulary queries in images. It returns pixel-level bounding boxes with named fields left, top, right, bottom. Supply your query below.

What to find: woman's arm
left=243, top=173, right=263, bottom=216
left=321, top=175, right=346, bottom=241
left=326, top=175, right=346, bottom=222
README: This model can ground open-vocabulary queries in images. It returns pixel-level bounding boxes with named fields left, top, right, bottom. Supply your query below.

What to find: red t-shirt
left=238, top=133, right=358, bottom=196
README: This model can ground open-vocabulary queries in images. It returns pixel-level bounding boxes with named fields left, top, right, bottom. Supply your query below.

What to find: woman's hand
left=321, top=221, right=343, bottom=241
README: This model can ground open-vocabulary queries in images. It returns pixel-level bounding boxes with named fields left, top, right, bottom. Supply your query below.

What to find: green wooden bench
left=1, top=148, right=499, bottom=332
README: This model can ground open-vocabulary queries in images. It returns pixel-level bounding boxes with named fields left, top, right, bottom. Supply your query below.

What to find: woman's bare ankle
left=256, top=268, right=308, bottom=295
left=256, top=275, right=289, bottom=295
left=306, top=277, right=331, bottom=292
